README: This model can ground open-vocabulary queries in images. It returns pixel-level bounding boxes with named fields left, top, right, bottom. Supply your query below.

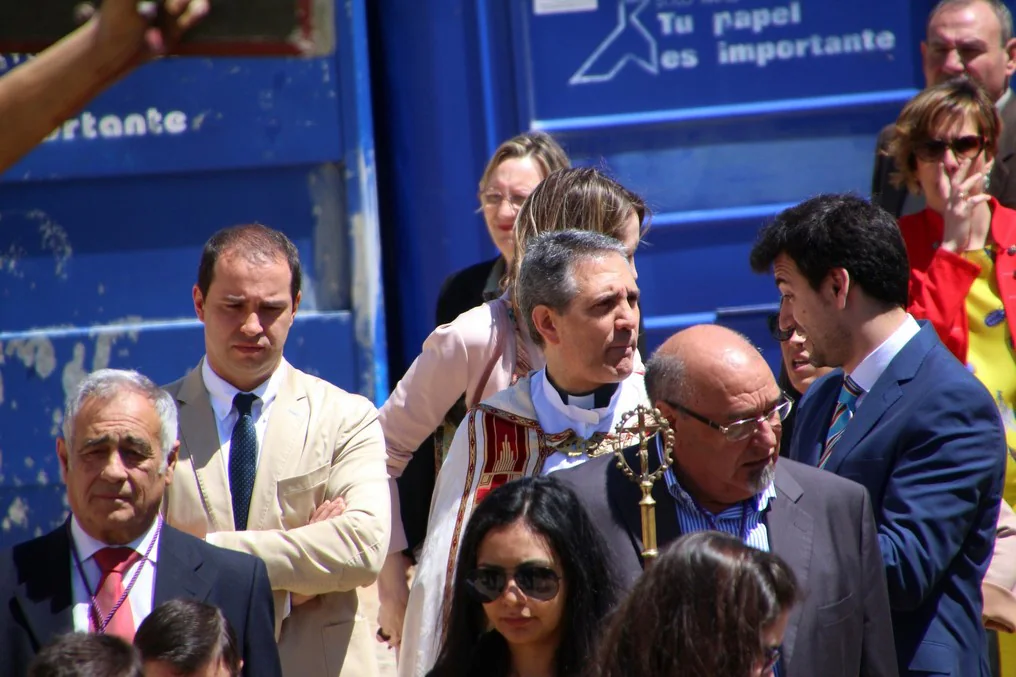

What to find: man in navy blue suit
left=750, top=193, right=1006, bottom=677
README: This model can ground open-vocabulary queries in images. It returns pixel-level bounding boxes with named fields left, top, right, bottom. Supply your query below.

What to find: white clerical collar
left=848, top=314, right=921, bottom=394
left=201, top=357, right=285, bottom=423
left=531, top=368, right=626, bottom=439
left=70, top=515, right=162, bottom=564
left=998, top=88, right=1012, bottom=112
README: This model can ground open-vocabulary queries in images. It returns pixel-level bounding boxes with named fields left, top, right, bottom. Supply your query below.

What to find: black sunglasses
left=766, top=313, right=794, bottom=342
left=913, top=135, right=985, bottom=162
left=464, top=563, right=561, bottom=603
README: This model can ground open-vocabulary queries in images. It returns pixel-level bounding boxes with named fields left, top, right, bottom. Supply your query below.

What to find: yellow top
left=966, top=247, right=1016, bottom=674
left=964, top=247, right=1016, bottom=500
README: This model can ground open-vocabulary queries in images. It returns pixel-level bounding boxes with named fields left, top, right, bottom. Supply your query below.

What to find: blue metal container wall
left=372, top=0, right=958, bottom=374
left=0, top=0, right=385, bottom=547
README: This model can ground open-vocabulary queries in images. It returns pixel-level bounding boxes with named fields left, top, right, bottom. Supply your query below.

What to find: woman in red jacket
left=888, top=76, right=1016, bottom=673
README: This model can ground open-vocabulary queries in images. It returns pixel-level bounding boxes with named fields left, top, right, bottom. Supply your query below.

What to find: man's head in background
left=135, top=599, right=242, bottom=677
left=923, top=0, right=1016, bottom=102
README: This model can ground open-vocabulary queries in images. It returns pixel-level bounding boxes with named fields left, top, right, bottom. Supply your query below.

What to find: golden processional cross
left=612, top=404, right=675, bottom=562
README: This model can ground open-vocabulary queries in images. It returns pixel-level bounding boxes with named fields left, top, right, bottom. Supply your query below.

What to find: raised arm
left=0, top=0, right=207, bottom=173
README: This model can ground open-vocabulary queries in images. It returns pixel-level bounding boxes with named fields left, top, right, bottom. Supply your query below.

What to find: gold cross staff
left=612, top=405, right=675, bottom=562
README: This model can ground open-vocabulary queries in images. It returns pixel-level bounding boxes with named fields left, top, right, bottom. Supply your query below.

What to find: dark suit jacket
left=789, top=322, right=1006, bottom=677
left=555, top=448, right=898, bottom=677
left=0, top=522, right=282, bottom=677
left=872, top=92, right=1016, bottom=215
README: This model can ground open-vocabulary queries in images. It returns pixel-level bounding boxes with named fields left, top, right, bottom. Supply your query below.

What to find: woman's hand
left=939, top=156, right=992, bottom=253
left=377, top=551, right=413, bottom=651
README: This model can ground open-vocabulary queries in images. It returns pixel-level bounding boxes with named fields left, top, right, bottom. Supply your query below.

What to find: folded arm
left=209, top=400, right=392, bottom=596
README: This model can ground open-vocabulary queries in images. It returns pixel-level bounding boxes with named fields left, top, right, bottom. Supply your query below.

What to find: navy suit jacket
left=0, top=522, right=282, bottom=677
left=789, top=322, right=1006, bottom=677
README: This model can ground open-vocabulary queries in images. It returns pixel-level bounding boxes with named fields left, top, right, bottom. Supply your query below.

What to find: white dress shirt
left=201, top=357, right=284, bottom=474
left=201, top=357, right=292, bottom=619
left=849, top=314, right=921, bottom=408
left=530, top=368, right=636, bottom=474
left=70, top=516, right=162, bottom=632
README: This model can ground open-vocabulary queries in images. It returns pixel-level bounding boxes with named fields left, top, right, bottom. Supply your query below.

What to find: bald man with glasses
left=555, top=324, right=898, bottom=677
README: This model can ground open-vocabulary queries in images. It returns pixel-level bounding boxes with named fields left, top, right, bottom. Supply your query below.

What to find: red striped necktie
left=91, top=547, right=141, bottom=640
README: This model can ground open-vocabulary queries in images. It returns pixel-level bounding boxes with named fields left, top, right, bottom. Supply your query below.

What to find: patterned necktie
left=229, top=392, right=259, bottom=531
left=91, top=547, right=141, bottom=640
left=819, top=376, right=863, bottom=468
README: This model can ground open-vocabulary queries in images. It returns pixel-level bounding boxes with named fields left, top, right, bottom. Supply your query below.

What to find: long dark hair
left=428, top=476, right=619, bottom=677
left=593, top=531, right=799, bottom=677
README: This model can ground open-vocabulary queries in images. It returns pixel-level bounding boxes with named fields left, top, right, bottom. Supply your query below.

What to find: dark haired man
left=163, top=223, right=391, bottom=677
left=136, top=600, right=241, bottom=677
left=750, top=193, right=1006, bottom=677
left=873, top=0, right=1016, bottom=214
left=29, top=633, right=142, bottom=677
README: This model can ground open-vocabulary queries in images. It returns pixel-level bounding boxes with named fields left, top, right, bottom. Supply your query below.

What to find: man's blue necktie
left=229, top=392, right=259, bottom=531
left=819, top=376, right=863, bottom=468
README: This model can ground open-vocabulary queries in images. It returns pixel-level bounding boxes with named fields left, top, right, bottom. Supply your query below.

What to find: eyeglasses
left=913, top=135, right=985, bottom=162
left=665, top=395, right=793, bottom=442
left=762, top=645, right=782, bottom=673
left=480, top=192, right=529, bottom=212
left=464, top=563, right=561, bottom=603
left=767, top=313, right=795, bottom=342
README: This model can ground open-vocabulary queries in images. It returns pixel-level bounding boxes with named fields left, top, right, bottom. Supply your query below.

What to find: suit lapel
left=247, top=362, right=309, bottom=530
left=822, top=378, right=902, bottom=473
left=768, top=467, right=813, bottom=669
left=13, top=525, right=75, bottom=649
left=175, top=361, right=234, bottom=531
left=607, top=440, right=681, bottom=566
left=822, top=326, right=934, bottom=474
left=152, top=526, right=212, bottom=606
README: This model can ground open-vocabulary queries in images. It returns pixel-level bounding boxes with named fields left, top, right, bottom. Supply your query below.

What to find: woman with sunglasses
left=593, top=531, right=798, bottom=677
left=427, top=476, right=617, bottom=677
left=766, top=312, right=832, bottom=457
left=888, top=76, right=1016, bottom=674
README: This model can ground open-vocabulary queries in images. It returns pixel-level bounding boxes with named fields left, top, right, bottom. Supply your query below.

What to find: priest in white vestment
left=398, top=230, right=649, bottom=676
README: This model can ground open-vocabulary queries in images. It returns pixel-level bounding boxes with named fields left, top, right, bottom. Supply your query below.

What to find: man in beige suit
left=162, top=223, right=391, bottom=677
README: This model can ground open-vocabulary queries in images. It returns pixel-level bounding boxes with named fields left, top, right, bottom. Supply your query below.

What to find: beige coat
left=163, top=359, right=391, bottom=677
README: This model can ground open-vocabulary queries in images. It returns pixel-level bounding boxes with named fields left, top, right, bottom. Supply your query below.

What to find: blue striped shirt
left=657, top=438, right=777, bottom=552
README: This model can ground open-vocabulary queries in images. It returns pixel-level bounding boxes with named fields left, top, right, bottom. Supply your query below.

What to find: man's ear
left=56, top=438, right=70, bottom=485
left=826, top=268, right=851, bottom=309
left=193, top=284, right=206, bottom=322
left=292, top=290, right=302, bottom=316
left=655, top=400, right=678, bottom=426
left=162, top=440, right=180, bottom=484
left=531, top=305, right=561, bottom=346
left=1005, top=38, right=1016, bottom=77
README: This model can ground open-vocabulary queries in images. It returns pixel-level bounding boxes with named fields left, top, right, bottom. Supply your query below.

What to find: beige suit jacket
left=162, top=359, right=391, bottom=677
